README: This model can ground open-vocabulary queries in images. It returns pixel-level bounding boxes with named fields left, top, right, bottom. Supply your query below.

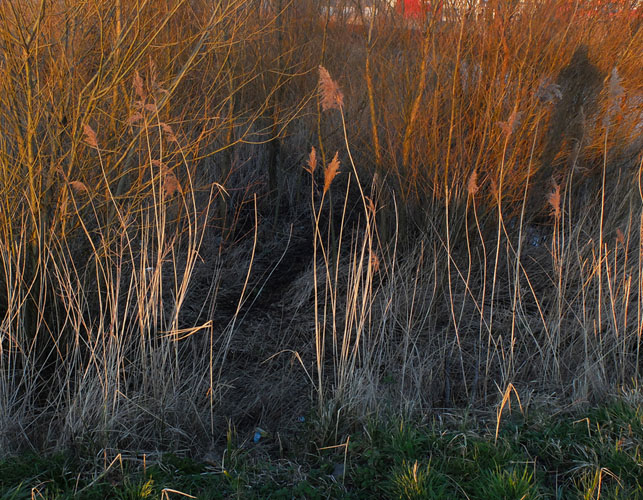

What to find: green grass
left=2, top=398, right=643, bottom=499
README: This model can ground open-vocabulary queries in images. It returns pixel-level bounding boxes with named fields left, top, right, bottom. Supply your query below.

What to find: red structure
left=396, top=0, right=443, bottom=19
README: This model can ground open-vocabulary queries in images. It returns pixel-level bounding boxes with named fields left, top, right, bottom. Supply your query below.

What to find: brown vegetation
left=0, top=0, right=642, bottom=457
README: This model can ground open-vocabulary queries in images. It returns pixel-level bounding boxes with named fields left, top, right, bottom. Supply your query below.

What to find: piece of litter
left=298, top=416, right=305, bottom=423
left=253, top=427, right=267, bottom=443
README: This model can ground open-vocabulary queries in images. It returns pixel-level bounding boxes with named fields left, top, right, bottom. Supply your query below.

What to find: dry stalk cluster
left=0, top=0, right=642, bottom=456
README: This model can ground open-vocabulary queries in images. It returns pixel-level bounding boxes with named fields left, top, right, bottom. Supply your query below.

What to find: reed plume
left=318, top=66, right=344, bottom=112
left=305, top=147, right=317, bottom=175
left=547, top=181, right=561, bottom=219
left=323, top=152, right=341, bottom=194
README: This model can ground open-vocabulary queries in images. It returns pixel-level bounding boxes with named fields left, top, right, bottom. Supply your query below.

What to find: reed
left=1, top=0, right=643, bottom=457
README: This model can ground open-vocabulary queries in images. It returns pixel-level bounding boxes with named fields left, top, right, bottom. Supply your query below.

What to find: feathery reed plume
left=547, top=181, right=561, bottom=219
left=605, top=66, right=624, bottom=125
left=148, top=57, right=159, bottom=89
left=616, top=227, right=625, bottom=247
left=153, top=160, right=182, bottom=196
left=323, top=152, right=340, bottom=194
left=370, top=252, right=380, bottom=273
left=69, top=180, right=89, bottom=194
left=498, top=109, right=522, bottom=137
left=163, top=172, right=181, bottom=197
left=133, top=70, right=146, bottom=100
left=83, top=123, right=98, bottom=149
left=161, top=122, right=178, bottom=143
left=490, top=177, right=498, bottom=200
left=608, top=67, right=624, bottom=102
left=366, top=196, right=376, bottom=216
left=128, top=112, right=144, bottom=125
left=304, top=146, right=317, bottom=174
left=467, top=169, right=479, bottom=196
left=318, top=66, right=344, bottom=112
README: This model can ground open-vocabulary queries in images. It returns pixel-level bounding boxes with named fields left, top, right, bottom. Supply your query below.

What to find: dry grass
left=0, top=0, right=643, bottom=458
